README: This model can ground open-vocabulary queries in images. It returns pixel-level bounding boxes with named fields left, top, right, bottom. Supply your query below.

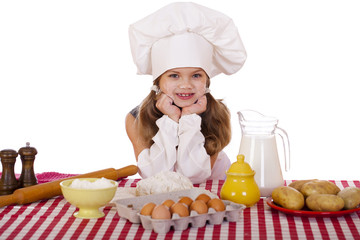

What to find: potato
left=306, top=194, right=344, bottom=211
left=272, top=186, right=304, bottom=210
left=300, top=180, right=340, bottom=197
left=337, top=187, right=360, bottom=210
left=288, top=179, right=317, bottom=191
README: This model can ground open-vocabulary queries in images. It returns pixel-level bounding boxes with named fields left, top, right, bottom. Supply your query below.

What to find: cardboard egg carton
left=114, top=188, right=246, bottom=234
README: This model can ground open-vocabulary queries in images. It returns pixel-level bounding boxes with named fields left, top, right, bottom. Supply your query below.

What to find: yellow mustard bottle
left=220, top=154, right=260, bottom=207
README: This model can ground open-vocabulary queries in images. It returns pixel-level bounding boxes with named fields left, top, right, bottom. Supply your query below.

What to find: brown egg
left=151, top=204, right=171, bottom=219
left=207, top=198, right=226, bottom=212
left=178, top=196, right=193, bottom=207
left=195, top=193, right=211, bottom=204
left=190, top=200, right=208, bottom=214
left=170, top=202, right=189, bottom=217
left=162, top=199, right=175, bottom=208
left=140, top=202, right=156, bottom=216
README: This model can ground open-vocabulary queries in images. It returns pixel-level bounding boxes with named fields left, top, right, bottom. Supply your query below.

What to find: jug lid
left=227, top=154, right=254, bottom=174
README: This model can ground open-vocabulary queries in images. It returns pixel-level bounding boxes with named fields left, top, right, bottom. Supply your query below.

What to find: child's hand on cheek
left=182, top=95, right=207, bottom=116
left=156, top=93, right=181, bottom=122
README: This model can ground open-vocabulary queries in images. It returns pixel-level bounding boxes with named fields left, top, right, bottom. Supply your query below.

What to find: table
left=0, top=173, right=359, bottom=239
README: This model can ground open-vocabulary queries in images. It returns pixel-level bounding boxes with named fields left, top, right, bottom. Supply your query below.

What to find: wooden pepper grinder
left=18, top=142, right=38, bottom=188
left=0, top=149, right=19, bottom=195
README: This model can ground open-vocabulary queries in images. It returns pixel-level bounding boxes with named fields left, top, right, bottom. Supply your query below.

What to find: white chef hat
left=129, top=2, right=247, bottom=80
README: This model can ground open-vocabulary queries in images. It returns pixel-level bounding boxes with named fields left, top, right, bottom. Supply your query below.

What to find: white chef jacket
left=136, top=114, right=230, bottom=184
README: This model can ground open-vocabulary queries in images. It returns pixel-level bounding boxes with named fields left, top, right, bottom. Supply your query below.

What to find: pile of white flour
left=69, top=177, right=114, bottom=189
left=135, top=171, right=193, bottom=196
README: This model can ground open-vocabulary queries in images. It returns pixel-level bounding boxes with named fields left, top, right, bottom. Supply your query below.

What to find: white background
left=1, top=0, right=359, bottom=181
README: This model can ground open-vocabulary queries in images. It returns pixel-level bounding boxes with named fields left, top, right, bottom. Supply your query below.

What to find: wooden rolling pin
left=0, top=165, right=138, bottom=208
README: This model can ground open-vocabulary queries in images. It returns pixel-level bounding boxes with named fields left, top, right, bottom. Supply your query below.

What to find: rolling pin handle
left=0, top=192, right=18, bottom=208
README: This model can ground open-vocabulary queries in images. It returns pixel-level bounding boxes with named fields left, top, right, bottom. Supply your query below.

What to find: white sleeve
left=175, top=114, right=211, bottom=184
left=209, top=151, right=231, bottom=180
left=137, top=115, right=178, bottom=179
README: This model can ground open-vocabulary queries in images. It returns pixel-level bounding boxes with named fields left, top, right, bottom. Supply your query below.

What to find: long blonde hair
left=136, top=78, right=231, bottom=156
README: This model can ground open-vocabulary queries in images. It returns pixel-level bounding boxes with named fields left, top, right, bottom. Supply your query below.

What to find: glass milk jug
left=238, top=110, right=290, bottom=197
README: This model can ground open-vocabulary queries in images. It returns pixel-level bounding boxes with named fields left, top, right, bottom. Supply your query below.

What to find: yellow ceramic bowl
left=60, top=178, right=117, bottom=219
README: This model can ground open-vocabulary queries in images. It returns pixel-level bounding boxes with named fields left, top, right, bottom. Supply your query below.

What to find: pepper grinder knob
left=0, top=149, right=19, bottom=195
left=18, top=142, right=38, bottom=188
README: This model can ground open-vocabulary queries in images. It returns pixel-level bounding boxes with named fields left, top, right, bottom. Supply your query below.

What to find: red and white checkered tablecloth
left=0, top=173, right=359, bottom=239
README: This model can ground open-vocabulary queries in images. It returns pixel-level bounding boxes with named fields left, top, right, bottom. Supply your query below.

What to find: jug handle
left=275, top=127, right=290, bottom=172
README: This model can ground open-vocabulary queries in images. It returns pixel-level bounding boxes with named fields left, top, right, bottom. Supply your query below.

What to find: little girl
left=125, top=2, right=247, bottom=184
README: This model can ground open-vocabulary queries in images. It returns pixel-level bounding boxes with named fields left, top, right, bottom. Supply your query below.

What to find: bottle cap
left=18, top=142, right=37, bottom=156
left=0, top=149, right=18, bottom=159
left=227, top=154, right=254, bottom=174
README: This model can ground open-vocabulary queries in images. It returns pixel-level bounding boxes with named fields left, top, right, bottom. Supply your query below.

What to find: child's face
left=159, top=67, right=208, bottom=108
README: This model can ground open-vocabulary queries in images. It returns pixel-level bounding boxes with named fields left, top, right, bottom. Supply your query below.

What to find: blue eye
left=169, top=74, right=179, bottom=78
left=193, top=73, right=202, bottom=78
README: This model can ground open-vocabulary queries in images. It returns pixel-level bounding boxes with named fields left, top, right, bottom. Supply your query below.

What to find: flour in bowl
left=69, top=178, right=115, bottom=189
left=136, top=171, right=193, bottom=196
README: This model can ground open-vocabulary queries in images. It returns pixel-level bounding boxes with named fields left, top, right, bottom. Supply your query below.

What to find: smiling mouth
left=177, top=93, right=193, bottom=97
left=175, top=93, right=195, bottom=101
